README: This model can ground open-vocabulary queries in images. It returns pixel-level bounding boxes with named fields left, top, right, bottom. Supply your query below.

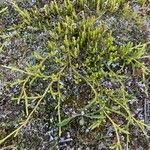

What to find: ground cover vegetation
left=0, top=0, right=150, bottom=149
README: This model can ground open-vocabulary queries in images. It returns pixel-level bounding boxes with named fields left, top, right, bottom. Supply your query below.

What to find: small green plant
left=0, top=0, right=149, bottom=149
left=0, top=7, right=7, bottom=15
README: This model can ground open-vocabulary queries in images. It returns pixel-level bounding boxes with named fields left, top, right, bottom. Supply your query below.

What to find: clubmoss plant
left=0, top=0, right=150, bottom=149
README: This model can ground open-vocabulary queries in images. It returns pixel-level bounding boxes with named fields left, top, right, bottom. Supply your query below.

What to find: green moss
left=0, top=0, right=149, bottom=149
